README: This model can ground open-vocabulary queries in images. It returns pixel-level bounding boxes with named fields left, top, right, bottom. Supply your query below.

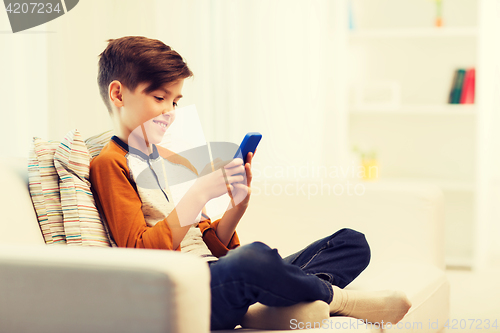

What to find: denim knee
left=334, top=228, right=371, bottom=270
left=226, top=241, right=283, bottom=278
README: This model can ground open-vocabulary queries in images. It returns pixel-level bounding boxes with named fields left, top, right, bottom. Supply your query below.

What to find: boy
left=90, top=36, right=411, bottom=330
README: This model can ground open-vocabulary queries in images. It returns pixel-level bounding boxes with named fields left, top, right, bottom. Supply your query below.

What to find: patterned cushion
left=27, top=138, right=66, bottom=244
left=85, top=129, right=117, bottom=246
left=85, top=129, right=113, bottom=161
left=54, top=129, right=110, bottom=247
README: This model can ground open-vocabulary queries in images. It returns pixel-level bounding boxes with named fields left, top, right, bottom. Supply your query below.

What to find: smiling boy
left=91, top=37, right=247, bottom=257
left=90, top=36, right=411, bottom=330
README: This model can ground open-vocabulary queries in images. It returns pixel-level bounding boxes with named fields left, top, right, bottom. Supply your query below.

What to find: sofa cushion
left=27, top=138, right=66, bottom=244
left=345, top=261, right=450, bottom=333
left=229, top=179, right=449, bottom=332
left=54, top=129, right=111, bottom=246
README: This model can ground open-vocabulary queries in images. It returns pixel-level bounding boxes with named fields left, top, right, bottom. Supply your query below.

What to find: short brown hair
left=97, top=36, right=193, bottom=114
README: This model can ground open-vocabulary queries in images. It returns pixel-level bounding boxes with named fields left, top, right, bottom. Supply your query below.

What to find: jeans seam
left=315, top=272, right=335, bottom=284
left=286, top=247, right=307, bottom=265
left=299, top=243, right=328, bottom=270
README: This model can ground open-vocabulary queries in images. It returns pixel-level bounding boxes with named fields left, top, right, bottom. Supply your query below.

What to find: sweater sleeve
left=198, top=218, right=240, bottom=257
left=90, top=151, right=179, bottom=251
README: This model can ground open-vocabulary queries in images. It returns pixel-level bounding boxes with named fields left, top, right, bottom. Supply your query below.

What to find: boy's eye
left=155, top=96, right=178, bottom=108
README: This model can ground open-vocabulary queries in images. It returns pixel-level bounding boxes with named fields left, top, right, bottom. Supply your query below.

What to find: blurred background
left=1, top=0, right=500, bottom=323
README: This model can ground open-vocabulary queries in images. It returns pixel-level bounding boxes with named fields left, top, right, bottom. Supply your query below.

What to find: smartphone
left=233, top=132, right=262, bottom=163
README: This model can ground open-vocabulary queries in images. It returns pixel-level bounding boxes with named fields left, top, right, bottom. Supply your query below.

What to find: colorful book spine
left=448, top=69, right=459, bottom=104
left=449, top=69, right=468, bottom=104
left=460, top=68, right=475, bottom=104
left=454, top=69, right=466, bottom=104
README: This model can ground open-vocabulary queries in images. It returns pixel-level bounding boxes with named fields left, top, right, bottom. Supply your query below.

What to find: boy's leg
left=282, top=228, right=371, bottom=288
left=282, top=228, right=411, bottom=324
left=208, top=241, right=333, bottom=330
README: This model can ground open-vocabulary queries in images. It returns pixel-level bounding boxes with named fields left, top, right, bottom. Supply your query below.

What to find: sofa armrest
left=0, top=244, right=210, bottom=333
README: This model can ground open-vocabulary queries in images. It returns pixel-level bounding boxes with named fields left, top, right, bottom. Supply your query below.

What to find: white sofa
left=0, top=156, right=449, bottom=332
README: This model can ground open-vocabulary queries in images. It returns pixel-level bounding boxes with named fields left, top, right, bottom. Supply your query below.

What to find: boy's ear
left=109, top=80, right=124, bottom=107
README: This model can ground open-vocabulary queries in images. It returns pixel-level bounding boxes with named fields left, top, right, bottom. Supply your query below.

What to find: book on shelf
left=460, top=68, right=475, bottom=104
left=449, top=68, right=475, bottom=104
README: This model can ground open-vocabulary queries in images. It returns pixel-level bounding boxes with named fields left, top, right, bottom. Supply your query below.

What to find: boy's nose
left=161, top=108, right=174, bottom=115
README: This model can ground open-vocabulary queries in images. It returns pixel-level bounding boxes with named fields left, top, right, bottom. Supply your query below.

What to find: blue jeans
left=208, top=228, right=371, bottom=330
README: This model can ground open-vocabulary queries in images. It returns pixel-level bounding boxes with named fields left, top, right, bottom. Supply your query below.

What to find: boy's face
left=120, top=79, right=184, bottom=146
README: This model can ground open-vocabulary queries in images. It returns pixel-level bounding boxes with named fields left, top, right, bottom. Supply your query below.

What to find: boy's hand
left=213, top=151, right=255, bottom=244
left=228, top=151, right=253, bottom=210
left=194, top=158, right=246, bottom=203
left=195, top=152, right=254, bottom=210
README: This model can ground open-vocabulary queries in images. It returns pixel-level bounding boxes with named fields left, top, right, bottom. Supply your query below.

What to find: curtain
left=1, top=0, right=346, bottom=173
left=155, top=0, right=346, bottom=178
left=0, top=18, right=48, bottom=158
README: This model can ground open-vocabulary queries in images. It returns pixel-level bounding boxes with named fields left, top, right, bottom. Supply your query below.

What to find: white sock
left=329, top=285, right=412, bottom=324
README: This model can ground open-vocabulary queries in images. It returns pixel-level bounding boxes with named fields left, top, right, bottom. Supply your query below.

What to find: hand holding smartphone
left=222, top=132, right=261, bottom=208
left=233, top=132, right=262, bottom=163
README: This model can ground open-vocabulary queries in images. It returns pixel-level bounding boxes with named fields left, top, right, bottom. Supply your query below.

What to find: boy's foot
left=329, top=285, right=412, bottom=324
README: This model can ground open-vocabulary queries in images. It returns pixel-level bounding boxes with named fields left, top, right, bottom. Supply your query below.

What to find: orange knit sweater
left=89, top=136, right=240, bottom=257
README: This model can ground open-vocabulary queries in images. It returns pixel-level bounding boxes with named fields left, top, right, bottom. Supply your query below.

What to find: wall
left=475, top=0, right=500, bottom=269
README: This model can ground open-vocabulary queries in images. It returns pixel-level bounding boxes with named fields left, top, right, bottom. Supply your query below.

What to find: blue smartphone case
left=234, top=132, right=262, bottom=163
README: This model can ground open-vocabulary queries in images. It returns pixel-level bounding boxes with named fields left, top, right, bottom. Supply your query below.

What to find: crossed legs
left=209, top=228, right=411, bottom=330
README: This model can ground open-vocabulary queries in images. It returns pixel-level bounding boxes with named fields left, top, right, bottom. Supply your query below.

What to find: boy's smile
left=110, top=79, right=184, bottom=156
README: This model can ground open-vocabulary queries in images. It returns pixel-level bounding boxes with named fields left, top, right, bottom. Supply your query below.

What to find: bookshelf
left=349, top=27, right=478, bottom=39
left=343, top=0, right=479, bottom=268
left=350, top=104, right=476, bottom=115
left=375, top=178, right=475, bottom=193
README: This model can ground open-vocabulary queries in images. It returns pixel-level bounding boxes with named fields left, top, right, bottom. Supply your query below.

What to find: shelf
left=375, top=178, right=475, bottom=192
left=349, top=27, right=478, bottom=39
left=350, top=104, right=476, bottom=116
left=446, top=255, right=474, bottom=270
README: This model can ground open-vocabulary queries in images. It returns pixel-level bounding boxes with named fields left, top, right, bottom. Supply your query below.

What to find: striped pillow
left=85, top=129, right=113, bottom=161
left=27, top=138, right=66, bottom=244
left=85, top=129, right=117, bottom=246
left=54, top=129, right=110, bottom=247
